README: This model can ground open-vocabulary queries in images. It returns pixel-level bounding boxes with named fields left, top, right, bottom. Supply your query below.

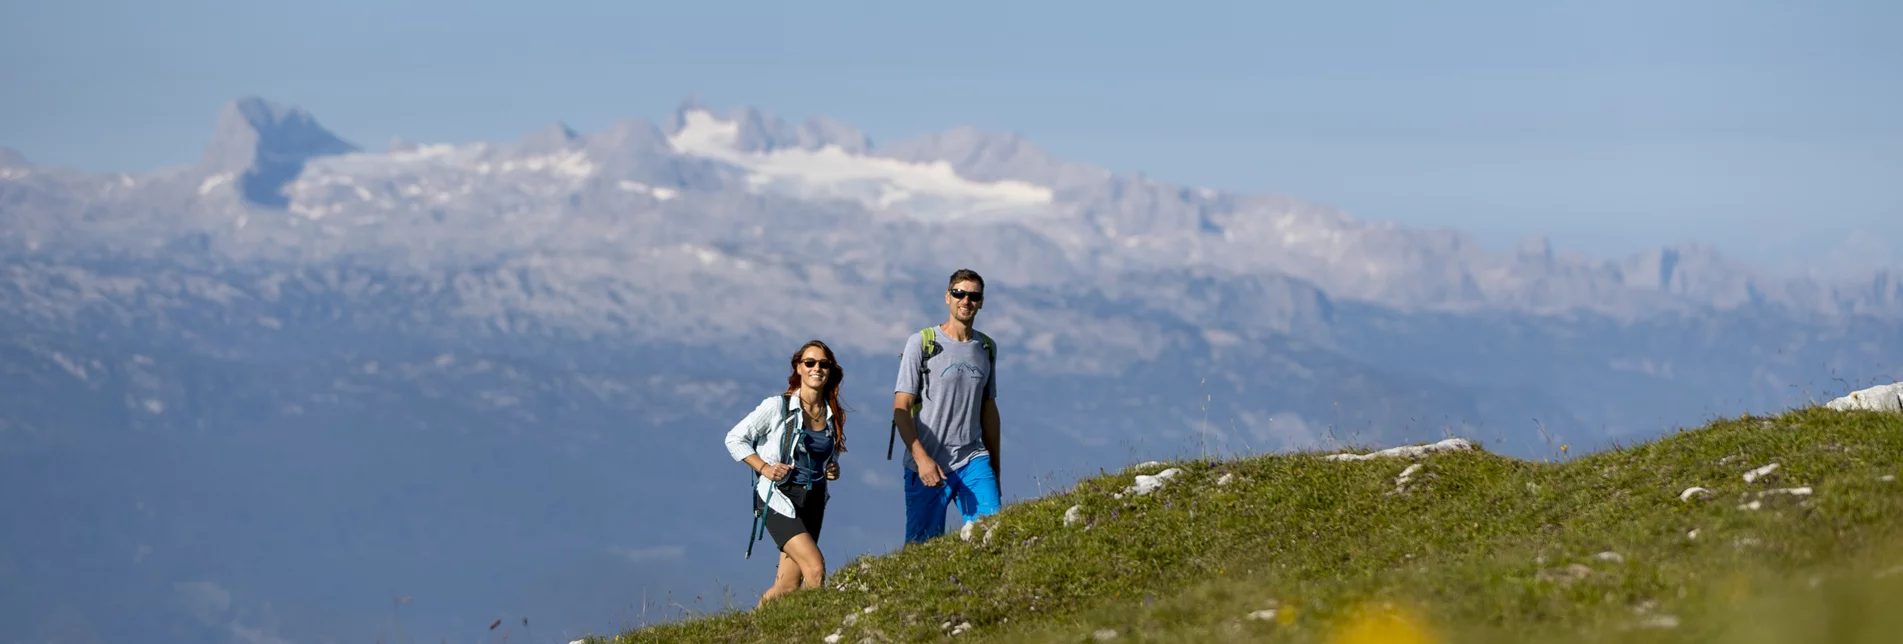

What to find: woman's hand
left=759, top=463, right=793, bottom=481
left=825, top=460, right=840, bottom=481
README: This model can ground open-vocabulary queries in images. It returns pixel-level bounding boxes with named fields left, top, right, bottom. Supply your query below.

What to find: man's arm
left=981, top=397, right=1000, bottom=487
left=892, top=334, right=944, bottom=486
left=892, top=393, right=924, bottom=457
left=893, top=392, right=943, bottom=486
left=982, top=341, right=1001, bottom=486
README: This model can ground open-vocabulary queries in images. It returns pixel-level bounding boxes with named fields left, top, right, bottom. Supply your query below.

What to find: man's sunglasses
left=800, top=359, right=835, bottom=370
left=949, top=288, right=984, bottom=303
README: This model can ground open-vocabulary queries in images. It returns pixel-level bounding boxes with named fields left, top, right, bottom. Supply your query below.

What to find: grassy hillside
left=587, top=407, right=1903, bottom=643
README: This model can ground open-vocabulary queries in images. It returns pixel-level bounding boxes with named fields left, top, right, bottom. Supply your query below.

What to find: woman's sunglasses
left=800, top=359, right=834, bottom=370
left=949, top=288, right=984, bottom=303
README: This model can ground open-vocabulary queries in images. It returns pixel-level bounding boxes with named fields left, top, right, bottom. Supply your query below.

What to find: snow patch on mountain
left=268, top=138, right=600, bottom=220
left=470, top=150, right=594, bottom=178
left=616, top=180, right=677, bottom=200
left=195, top=173, right=233, bottom=196
left=666, top=109, right=1056, bottom=222
left=301, top=142, right=594, bottom=181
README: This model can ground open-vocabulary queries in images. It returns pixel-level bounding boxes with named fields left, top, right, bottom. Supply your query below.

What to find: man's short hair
left=948, top=268, right=985, bottom=292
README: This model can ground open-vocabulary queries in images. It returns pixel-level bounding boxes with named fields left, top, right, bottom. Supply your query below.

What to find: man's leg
left=949, top=455, right=1003, bottom=524
left=903, top=467, right=952, bottom=544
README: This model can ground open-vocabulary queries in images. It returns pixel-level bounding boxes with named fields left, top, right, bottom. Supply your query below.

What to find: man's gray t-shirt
left=895, top=329, right=997, bottom=473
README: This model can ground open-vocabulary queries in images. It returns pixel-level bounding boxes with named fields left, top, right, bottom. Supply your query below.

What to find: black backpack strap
left=975, top=330, right=996, bottom=396
left=778, top=394, right=796, bottom=463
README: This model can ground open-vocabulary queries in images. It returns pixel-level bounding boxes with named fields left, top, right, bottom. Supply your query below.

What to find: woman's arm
left=724, top=398, right=773, bottom=462
left=742, top=453, right=792, bottom=481
left=726, top=398, right=791, bottom=480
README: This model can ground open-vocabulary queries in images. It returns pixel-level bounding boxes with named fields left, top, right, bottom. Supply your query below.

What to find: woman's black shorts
left=758, top=481, right=827, bottom=551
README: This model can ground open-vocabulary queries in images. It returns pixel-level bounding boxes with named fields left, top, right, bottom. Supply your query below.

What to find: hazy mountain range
left=2, top=97, right=1896, bottom=644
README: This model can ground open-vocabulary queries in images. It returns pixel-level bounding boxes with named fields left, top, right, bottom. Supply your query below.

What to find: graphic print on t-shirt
left=940, top=360, right=984, bottom=381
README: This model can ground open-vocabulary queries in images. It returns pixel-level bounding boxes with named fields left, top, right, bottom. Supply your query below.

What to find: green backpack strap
left=917, top=327, right=941, bottom=408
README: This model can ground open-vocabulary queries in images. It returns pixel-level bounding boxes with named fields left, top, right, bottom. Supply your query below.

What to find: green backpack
left=886, top=326, right=995, bottom=460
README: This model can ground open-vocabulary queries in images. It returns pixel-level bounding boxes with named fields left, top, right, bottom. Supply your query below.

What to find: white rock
left=1064, top=505, right=1084, bottom=527
left=1593, top=551, right=1625, bottom=563
left=1246, top=609, right=1278, bottom=621
left=1132, top=460, right=1164, bottom=471
left=1637, top=615, right=1680, bottom=629
left=1738, top=500, right=1763, bottom=511
left=1688, top=529, right=1700, bottom=539
left=864, top=605, right=877, bottom=614
left=1396, top=464, right=1423, bottom=483
left=1825, top=382, right=1903, bottom=412
left=1743, top=463, right=1780, bottom=483
left=843, top=613, right=859, bottom=627
left=1765, top=487, right=1812, bottom=497
left=1678, top=486, right=1713, bottom=502
left=1127, top=468, right=1183, bottom=496
left=1092, top=628, right=1120, bottom=640
left=1882, top=475, right=1896, bottom=482
left=1324, top=438, right=1474, bottom=461
left=1217, top=473, right=1235, bottom=486
left=824, top=633, right=842, bottom=644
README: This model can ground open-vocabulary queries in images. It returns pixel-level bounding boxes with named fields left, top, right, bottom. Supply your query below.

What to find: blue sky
left=3, top=0, right=1898, bottom=274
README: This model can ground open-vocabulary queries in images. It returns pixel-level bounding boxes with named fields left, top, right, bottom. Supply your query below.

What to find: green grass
left=587, top=407, right=1903, bottom=643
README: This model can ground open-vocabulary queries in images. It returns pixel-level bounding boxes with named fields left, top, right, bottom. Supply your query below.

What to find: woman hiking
left=724, top=340, right=847, bottom=606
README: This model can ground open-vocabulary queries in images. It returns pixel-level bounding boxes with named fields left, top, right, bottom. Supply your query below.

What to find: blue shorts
left=903, top=454, right=1001, bottom=544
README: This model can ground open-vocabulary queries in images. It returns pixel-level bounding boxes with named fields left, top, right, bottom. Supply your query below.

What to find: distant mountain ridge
left=3, top=96, right=1898, bottom=334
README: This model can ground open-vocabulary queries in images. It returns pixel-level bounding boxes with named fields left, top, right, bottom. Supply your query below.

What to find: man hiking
left=891, top=268, right=1001, bottom=544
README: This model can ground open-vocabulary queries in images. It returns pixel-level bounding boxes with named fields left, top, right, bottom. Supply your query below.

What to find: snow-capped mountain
left=10, top=97, right=1900, bottom=319
left=1, top=96, right=1896, bottom=644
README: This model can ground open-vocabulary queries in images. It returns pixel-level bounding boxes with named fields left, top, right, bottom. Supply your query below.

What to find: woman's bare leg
left=781, top=533, right=827, bottom=590
left=758, top=551, right=803, bottom=607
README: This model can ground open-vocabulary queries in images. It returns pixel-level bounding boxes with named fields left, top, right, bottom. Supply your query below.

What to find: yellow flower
left=1328, top=602, right=1438, bottom=644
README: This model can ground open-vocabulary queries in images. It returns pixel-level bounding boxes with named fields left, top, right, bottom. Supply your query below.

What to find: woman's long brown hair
left=785, top=339, right=846, bottom=452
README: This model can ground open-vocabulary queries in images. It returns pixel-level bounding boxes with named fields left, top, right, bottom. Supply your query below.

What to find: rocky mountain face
left=1, top=96, right=1896, bottom=644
